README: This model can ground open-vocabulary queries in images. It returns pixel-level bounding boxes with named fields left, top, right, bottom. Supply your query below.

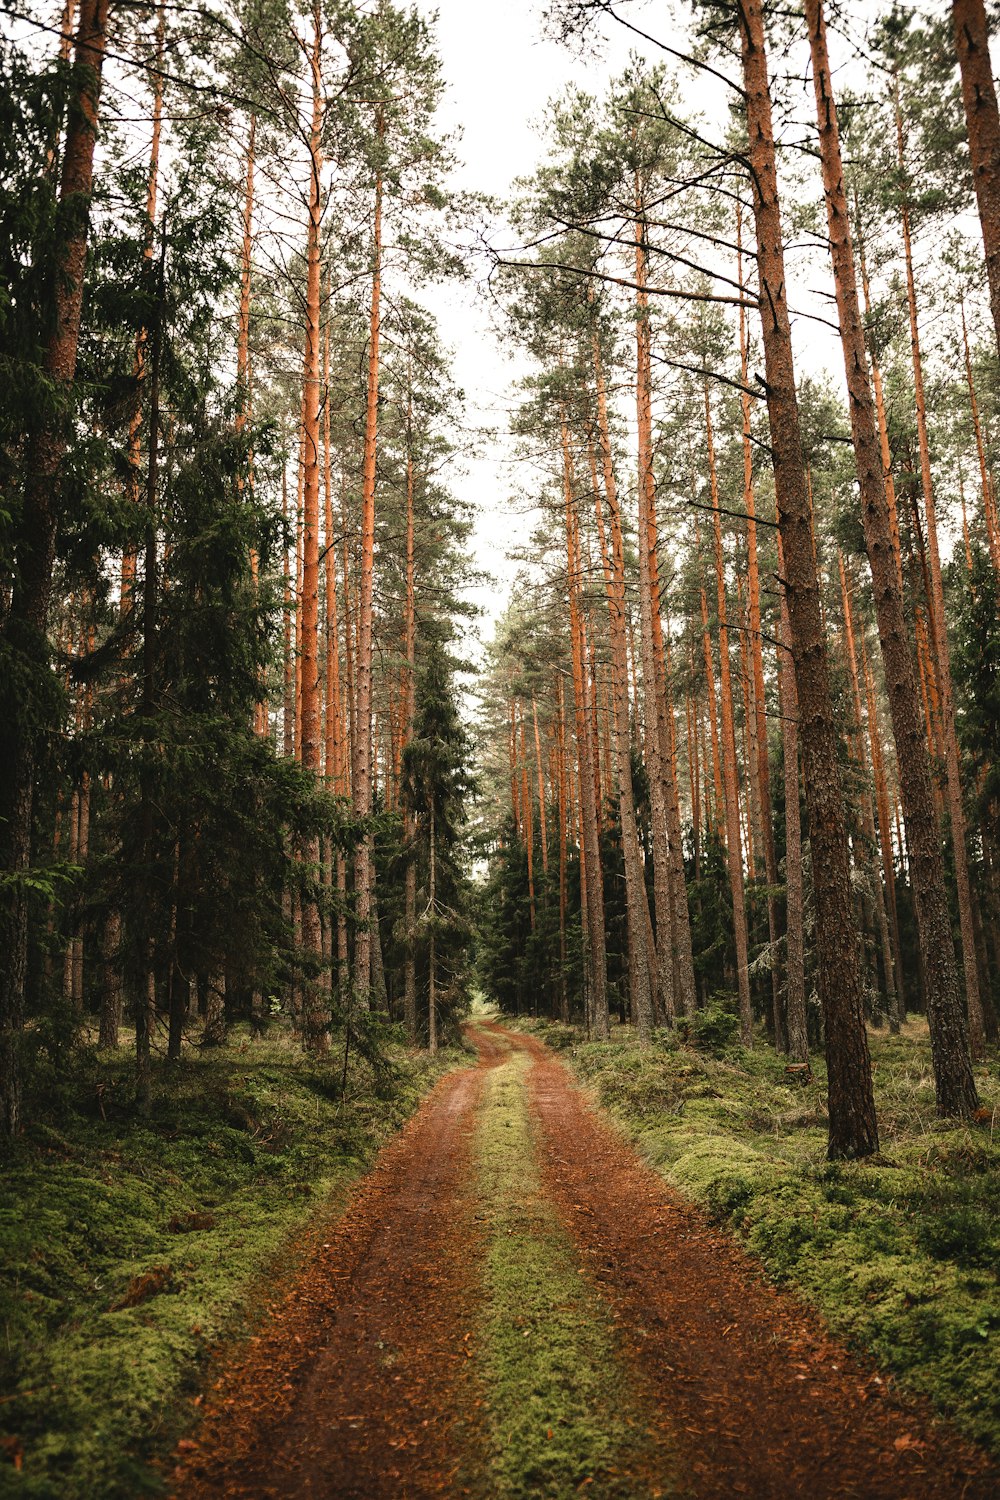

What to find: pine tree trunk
left=352, top=123, right=383, bottom=1014
left=737, top=208, right=783, bottom=1047
left=838, top=553, right=900, bottom=1031
left=403, top=398, right=418, bottom=1044
left=298, top=13, right=328, bottom=1051
left=954, top=0, right=1000, bottom=361
left=122, top=0, right=165, bottom=609
left=705, top=386, right=753, bottom=1043
left=428, top=802, right=437, bottom=1054
left=892, top=74, right=986, bottom=1064
left=588, top=425, right=654, bottom=1028
left=556, top=681, right=570, bottom=1024
left=741, top=0, right=877, bottom=1157
left=634, top=199, right=689, bottom=1024
left=778, top=537, right=808, bottom=1064
left=960, top=298, right=1000, bottom=581
left=561, top=413, right=610, bottom=1038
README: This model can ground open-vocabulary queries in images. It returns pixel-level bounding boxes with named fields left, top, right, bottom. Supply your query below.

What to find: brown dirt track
left=173, top=1021, right=998, bottom=1499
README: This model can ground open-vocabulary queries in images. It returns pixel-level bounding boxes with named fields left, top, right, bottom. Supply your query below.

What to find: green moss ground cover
left=0, top=1027, right=457, bottom=1499
left=474, top=1045, right=678, bottom=1499
left=511, top=1014, right=1000, bottom=1453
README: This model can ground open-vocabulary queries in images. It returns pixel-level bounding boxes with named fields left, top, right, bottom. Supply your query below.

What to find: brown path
left=173, top=1033, right=508, bottom=1498
left=175, top=1019, right=997, bottom=1499
left=488, top=1021, right=997, bottom=1500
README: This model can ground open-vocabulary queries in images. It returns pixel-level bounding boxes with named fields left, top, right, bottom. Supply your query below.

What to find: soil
left=173, top=1022, right=998, bottom=1499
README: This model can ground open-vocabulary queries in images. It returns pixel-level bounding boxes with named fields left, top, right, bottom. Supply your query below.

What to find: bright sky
left=414, top=0, right=658, bottom=660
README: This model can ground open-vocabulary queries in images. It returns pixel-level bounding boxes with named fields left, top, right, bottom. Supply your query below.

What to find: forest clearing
left=2, top=0, right=1000, bottom=1494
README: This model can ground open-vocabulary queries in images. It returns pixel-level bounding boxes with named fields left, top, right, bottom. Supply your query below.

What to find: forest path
left=174, top=1021, right=996, bottom=1499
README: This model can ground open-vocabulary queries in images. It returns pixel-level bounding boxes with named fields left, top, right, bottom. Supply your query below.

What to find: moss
left=0, top=1028, right=458, bottom=1498
left=520, top=1017, right=1000, bottom=1454
left=474, top=1047, right=678, bottom=1499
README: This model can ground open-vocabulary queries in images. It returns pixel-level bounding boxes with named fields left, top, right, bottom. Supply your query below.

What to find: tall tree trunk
left=893, top=78, right=987, bottom=1062
left=740, top=0, right=878, bottom=1158
left=954, top=0, right=1000, bottom=361
left=403, top=392, right=418, bottom=1044
left=322, top=329, right=348, bottom=1011
left=352, top=116, right=384, bottom=1013
left=428, top=803, right=437, bottom=1054
left=588, top=427, right=654, bottom=1029
left=561, top=412, right=610, bottom=1039
left=297, top=12, right=327, bottom=1051
left=960, top=298, right=1000, bottom=582
left=838, top=553, right=900, bottom=1031
left=806, top=0, right=978, bottom=1111
left=777, top=535, right=807, bottom=1063
left=556, top=679, right=569, bottom=1023
left=737, top=206, right=783, bottom=1048
left=862, top=637, right=906, bottom=1021
left=705, top=386, right=753, bottom=1043
left=634, top=191, right=686, bottom=1025
left=0, top=0, right=110, bottom=1138
left=121, top=0, right=165, bottom=610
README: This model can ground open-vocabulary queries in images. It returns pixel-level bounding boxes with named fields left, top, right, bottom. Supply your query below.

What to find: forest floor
left=0, top=1029, right=458, bottom=1499
left=172, top=1018, right=999, bottom=1500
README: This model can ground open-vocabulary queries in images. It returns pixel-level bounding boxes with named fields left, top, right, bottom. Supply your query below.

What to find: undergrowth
left=512, top=1014, right=1000, bottom=1453
left=0, top=1024, right=458, bottom=1499
left=474, top=1045, right=677, bottom=1499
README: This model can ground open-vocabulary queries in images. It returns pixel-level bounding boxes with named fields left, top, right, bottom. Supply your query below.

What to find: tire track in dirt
left=173, top=1032, right=509, bottom=1498
left=478, top=1020, right=997, bottom=1500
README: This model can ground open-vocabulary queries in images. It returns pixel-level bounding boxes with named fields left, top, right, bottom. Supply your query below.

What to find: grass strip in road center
left=473, top=1044, right=677, bottom=1499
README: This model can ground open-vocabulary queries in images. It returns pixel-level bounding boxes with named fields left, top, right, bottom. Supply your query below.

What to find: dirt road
left=174, top=1022, right=997, bottom=1498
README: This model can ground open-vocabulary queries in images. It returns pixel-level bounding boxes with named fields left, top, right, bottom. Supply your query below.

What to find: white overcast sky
left=414, top=0, right=663, bottom=659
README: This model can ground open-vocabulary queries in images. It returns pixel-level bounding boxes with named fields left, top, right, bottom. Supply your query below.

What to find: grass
left=473, top=1043, right=677, bottom=1499
left=0, top=1024, right=459, bottom=1499
left=512, top=1013, right=1000, bottom=1454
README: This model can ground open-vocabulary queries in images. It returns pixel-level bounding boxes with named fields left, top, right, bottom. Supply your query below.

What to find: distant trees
left=481, top=0, right=999, bottom=1159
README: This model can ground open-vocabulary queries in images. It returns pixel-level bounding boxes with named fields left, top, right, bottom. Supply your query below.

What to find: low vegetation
left=513, top=1016, right=1000, bottom=1453
left=0, top=1027, right=456, bottom=1498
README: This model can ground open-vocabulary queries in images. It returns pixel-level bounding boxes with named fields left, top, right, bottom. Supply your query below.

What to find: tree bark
left=298, top=12, right=328, bottom=1051
left=739, top=0, right=878, bottom=1158
left=893, top=77, right=986, bottom=1062
left=588, top=319, right=658, bottom=1027
left=806, top=0, right=979, bottom=1112
left=561, top=411, right=610, bottom=1038
left=954, top=0, right=1000, bottom=361
left=777, top=535, right=807, bottom=1064
left=705, top=386, right=753, bottom=1043
left=352, top=118, right=384, bottom=1014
